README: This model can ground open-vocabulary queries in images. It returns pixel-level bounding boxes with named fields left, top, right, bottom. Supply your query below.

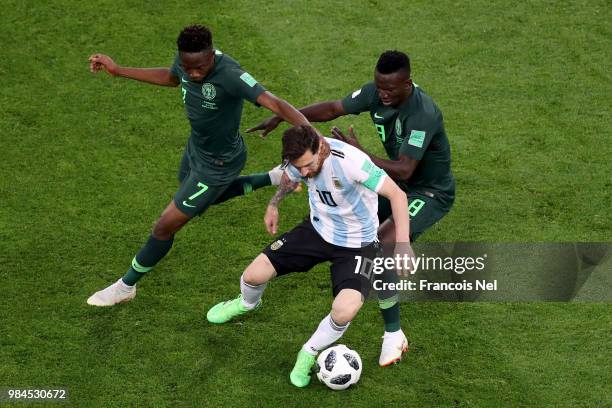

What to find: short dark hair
left=282, top=126, right=320, bottom=162
left=375, top=50, right=410, bottom=76
left=177, top=24, right=213, bottom=53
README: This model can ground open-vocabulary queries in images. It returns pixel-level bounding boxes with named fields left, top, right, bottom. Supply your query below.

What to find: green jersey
left=341, top=82, right=455, bottom=206
left=170, top=50, right=266, bottom=185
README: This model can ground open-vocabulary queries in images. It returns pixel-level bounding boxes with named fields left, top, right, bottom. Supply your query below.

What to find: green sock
left=379, top=296, right=401, bottom=332
left=377, top=264, right=401, bottom=332
left=213, top=173, right=272, bottom=205
left=243, top=173, right=272, bottom=190
left=121, top=235, right=174, bottom=286
left=122, top=268, right=145, bottom=287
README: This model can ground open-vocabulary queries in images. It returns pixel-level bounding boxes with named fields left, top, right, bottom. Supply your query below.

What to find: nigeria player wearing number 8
left=249, top=50, right=455, bottom=366
left=250, top=51, right=454, bottom=243
left=206, top=126, right=415, bottom=387
left=86, top=25, right=311, bottom=307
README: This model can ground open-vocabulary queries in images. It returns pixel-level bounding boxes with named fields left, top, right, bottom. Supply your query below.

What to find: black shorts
left=262, top=219, right=380, bottom=298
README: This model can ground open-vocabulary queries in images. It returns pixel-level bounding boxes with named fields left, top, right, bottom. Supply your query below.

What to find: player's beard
left=308, top=140, right=330, bottom=178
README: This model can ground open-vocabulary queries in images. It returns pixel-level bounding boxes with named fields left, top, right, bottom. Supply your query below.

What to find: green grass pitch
left=1, top=0, right=610, bottom=406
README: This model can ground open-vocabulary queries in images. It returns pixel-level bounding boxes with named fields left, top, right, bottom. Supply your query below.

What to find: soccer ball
left=315, top=345, right=362, bottom=390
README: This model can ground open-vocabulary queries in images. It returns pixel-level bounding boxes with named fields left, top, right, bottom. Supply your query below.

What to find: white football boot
left=379, top=329, right=409, bottom=366
left=87, top=279, right=136, bottom=306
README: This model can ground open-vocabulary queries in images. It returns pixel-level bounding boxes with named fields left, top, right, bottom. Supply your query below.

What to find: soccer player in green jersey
left=249, top=50, right=455, bottom=365
left=86, top=24, right=310, bottom=307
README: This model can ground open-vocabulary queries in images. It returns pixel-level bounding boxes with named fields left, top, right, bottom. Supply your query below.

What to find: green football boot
left=290, top=349, right=316, bottom=388
left=206, top=295, right=260, bottom=324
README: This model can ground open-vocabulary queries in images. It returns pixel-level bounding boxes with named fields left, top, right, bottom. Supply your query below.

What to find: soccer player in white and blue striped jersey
left=282, top=137, right=381, bottom=248
left=206, top=125, right=413, bottom=387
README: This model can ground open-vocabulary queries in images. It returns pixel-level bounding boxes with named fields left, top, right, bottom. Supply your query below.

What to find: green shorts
left=178, top=149, right=191, bottom=184
left=175, top=147, right=246, bottom=217
left=378, top=191, right=453, bottom=242
left=173, top=171, right=233, bottom=217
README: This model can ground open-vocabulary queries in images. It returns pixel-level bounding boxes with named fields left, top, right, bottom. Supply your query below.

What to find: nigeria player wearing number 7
left=206, top=125, right=415, bottom=387
left=86, top=25, right=312, bottom=306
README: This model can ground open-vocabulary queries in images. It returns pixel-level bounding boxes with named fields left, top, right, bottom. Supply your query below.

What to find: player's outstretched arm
left=248, top=98, right=345, bottom=137
left=254, top=92, right=311, bottom=135
left=332, top=126, right=419, bottom=181
left=377, top=177, right=415, bottom=275
left=88, top=54, right=180, bottom=87
left=378, top=178, right=410, bottom=243
left=264, top=173, right=297, bottom=234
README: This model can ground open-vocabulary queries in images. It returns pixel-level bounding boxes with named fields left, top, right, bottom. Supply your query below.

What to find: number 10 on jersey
left=317, top=189, right=338, bottom=207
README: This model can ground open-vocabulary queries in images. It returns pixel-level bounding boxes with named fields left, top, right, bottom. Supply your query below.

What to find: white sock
left=268, top=165, right=283, bottom=186
left=303, top=314, right=350, bottom=356
left=240, top=275, right=267, bottom=309
left=117, top=279, right=134, bottom=292
left=384, top=328, right=406, bottom=340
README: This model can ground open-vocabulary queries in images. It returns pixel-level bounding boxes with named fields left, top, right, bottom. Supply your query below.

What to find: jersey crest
left=395, top=118, right=403, bottom=137
left=201, top=83, right=216, bottom=100
left=332, top=176, right=343, bottom=190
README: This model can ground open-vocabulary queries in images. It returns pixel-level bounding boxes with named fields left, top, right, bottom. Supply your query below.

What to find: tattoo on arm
left=268, top=173, right=296, bottom=207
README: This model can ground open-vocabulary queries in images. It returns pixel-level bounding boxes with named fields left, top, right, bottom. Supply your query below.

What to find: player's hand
left=264, top=205, right=280, bottom=235
left=88, top=54, right=119, bottom=76
left=393, top=242, right=416, bottom=277
left=247, top=116, right=282, bottom=138
left=331, top=126, right=363, bottom=150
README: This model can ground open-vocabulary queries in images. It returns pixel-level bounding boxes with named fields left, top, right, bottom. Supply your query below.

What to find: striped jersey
left=285, top=138, right=388, bottom=248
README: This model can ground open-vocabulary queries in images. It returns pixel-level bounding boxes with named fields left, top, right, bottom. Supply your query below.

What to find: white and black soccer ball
left=316, top=345, right=362, bottom=390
